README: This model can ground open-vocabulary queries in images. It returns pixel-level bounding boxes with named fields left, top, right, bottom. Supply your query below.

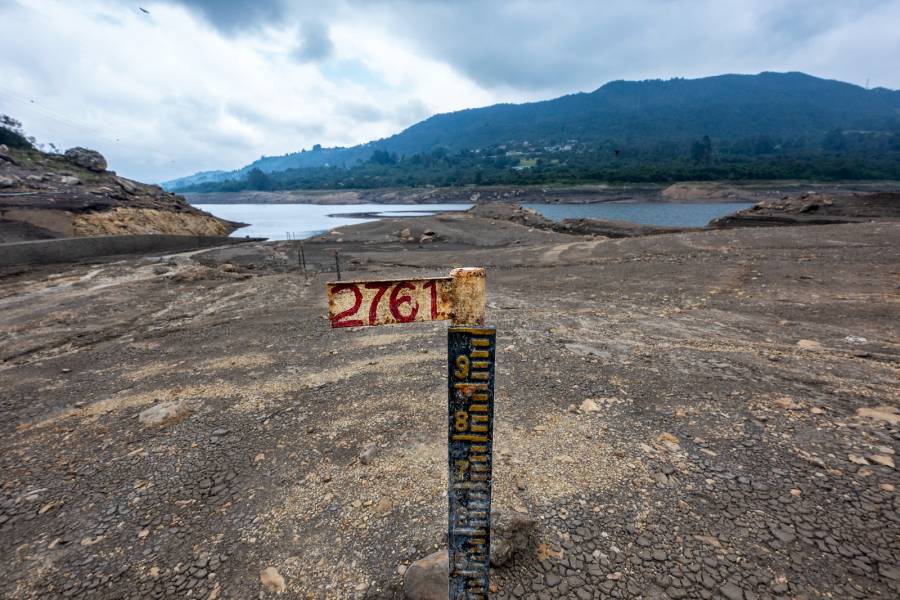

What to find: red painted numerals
left=330, top=280, right=437, bottom=328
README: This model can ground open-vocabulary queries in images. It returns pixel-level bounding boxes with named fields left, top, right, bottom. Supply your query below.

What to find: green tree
left=0, top=114, right=34, bottom=149
left=822, top=129, right=848, bottom=151
left=246, top=168, right=273, bottom=190
left=690, top=135, right=712, bottom=164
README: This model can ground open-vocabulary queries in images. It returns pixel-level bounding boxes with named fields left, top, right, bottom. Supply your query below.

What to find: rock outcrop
left=63, top=147, right=107, bottom=172
left=0, top=145, right=242, bottom=242
left=710, top=192, right=900, bottom=228
left=469, top=202, right=691, bottom=238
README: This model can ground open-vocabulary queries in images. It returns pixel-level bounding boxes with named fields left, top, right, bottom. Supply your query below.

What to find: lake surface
left=197, top=201, right=753, bottom=240
left=196, top=204, right=472, bottom=240
left=523, top=202, right=752, bottom=227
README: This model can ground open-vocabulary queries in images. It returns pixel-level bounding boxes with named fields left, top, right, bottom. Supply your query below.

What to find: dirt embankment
left=711, top=191, right=900, bottom=228
left=468, top=203, right=692, bottom=238
left=0, top=145, right=241, bottom=243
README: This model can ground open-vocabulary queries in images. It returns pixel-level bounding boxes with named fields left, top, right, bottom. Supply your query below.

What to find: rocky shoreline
left=0, top=145, right=242, bottom=243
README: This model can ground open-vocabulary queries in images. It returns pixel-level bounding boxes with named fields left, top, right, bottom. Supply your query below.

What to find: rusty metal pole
left=334, top=251, right=341, bottom=281
left=299, top=242, right=308, bottom=280
left=447, top=268, right=494, bottom=599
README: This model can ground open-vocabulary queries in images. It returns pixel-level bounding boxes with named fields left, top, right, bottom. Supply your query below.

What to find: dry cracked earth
left=1, top=214, right=899, bottom=599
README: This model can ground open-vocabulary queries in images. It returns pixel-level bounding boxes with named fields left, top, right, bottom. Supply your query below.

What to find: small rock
left=856, top=406, right=900, bottom=425
left=359, top=445, right=378, bottom=465
left=869, top=455, right=895, bottom=468
left=879, top=563, right=900, bottom=580
left=138, top=398, right=202, bottom=427
left=0, top=175, right=17, bottom=187
left=774, top=396, right=800, bottom=410
left=403, top=550, right=447, bottom=600
left=848, top=454, right=870, bottom=466
left=260, top=566, right=285, bottom=593
left=59, top=175, right=81, bottom=185
left=152, top=265, right=170, bottom=275
left=657, top=432, right=679, bottom=444
left=796, top=339, right=822, bottom=350
left=579, top=398, right=600, bottom=413
left=719, top=582, right=744, bottom=600
left=373, top=496, right=393, bottom=517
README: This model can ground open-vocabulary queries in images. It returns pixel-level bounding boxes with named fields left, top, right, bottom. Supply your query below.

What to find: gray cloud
left=293, top=21, right=335, bottom=62
left=365, top=0, right=900, bottom=95
left=163, top=0, right=285, bottom=33
left=2, top=0, right=898, bottom=183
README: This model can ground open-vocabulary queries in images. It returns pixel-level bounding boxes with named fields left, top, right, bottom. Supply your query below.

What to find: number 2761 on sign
left=326, top=277, right=454, bottom=328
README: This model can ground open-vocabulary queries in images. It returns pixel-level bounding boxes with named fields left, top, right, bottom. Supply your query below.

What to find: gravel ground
left=1, top=216, right=898, bottom=599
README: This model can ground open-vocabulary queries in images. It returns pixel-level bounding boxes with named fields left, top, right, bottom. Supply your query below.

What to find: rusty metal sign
left=326, top=267, right=494, bottom=598
left=326, top=276, right=453, bottom=328
left=326, top=268, right=486, bottom=328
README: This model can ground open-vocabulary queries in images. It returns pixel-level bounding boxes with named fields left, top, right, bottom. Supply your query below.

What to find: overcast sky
left=1, top=0, right=898, bottom=182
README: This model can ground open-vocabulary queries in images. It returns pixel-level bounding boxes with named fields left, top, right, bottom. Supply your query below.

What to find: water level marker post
left=326, top=267, right=494, bottom=599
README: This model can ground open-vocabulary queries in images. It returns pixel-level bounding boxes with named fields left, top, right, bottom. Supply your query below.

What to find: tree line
left=176, top=131, right=900, bottom=192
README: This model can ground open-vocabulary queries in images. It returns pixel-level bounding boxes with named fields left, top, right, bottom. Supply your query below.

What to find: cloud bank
left=0, top=0, right=897, bottom=182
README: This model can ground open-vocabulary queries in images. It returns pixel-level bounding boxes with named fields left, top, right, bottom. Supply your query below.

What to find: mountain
left=163, top=72, right=900, bottom=190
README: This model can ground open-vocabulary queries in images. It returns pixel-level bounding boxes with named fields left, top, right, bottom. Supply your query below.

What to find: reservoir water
left=195, top=203, right=472, bottom=240
left=195, top=201, right=751, bottom=240
left=524, top=202, right=752, bottom=227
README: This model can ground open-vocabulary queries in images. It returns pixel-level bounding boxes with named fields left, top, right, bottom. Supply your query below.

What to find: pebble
left=259, top=567, right=285, bottom=593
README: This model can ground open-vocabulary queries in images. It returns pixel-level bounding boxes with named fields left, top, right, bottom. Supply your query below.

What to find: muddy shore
left=1, top=196, right=899, bottom=599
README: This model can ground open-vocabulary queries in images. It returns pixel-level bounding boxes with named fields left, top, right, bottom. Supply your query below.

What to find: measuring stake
left=448, top=325, right=495, bottom=599
left=326, top=267, right=493, bottom=598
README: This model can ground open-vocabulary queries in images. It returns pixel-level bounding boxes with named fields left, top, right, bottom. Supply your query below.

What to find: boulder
left=403, top=550, right=447, bottom=600
left=0, top=175, right=17, bottom=188
left=63, top=147, right=107, bottom=172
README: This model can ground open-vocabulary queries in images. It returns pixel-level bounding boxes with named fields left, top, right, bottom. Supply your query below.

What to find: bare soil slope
left=0, top=211, right=898, bottom=599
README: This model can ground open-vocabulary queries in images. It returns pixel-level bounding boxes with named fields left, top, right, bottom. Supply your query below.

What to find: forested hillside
left=167, top=72, right=900, bottom=191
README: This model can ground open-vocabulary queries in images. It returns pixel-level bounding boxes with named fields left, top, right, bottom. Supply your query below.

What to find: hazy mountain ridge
left=163, top=72, right=900, bottom=190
